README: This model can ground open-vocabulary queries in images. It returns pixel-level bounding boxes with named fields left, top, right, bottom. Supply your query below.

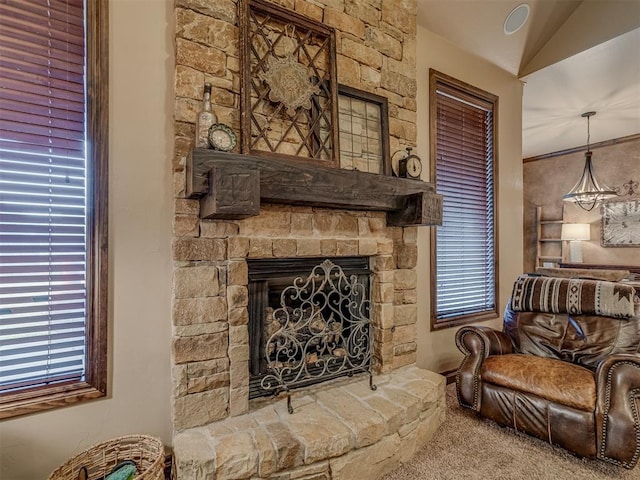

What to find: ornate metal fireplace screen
left=248, top=257, right=375, bottom=412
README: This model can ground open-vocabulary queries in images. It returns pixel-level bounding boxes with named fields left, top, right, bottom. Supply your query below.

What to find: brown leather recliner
left=455, top=274, right=640, bottom=469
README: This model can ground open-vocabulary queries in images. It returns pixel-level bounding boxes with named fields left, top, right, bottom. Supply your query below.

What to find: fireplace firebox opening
left=248, top=256, right=375, bottom=412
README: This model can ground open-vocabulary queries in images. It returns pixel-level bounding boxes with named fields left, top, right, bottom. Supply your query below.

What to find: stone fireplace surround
left=171, top=205, right=446, bottom=479
left=172, top=204, right=433, bottom=426
left=172, top=0, right=445, bottom=477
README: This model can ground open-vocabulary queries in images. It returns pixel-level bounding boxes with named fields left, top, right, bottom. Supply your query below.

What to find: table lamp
left=561, top=223, right=590, bottom=263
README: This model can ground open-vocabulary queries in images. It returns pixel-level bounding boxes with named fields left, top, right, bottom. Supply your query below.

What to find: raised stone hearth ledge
left=174, top=365, right=445, bottom=480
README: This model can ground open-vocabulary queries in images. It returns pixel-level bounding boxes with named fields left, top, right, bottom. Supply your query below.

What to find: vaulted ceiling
left=417, top=0, right=640, bottom=158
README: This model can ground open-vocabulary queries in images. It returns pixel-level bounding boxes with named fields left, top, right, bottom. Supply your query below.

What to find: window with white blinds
left=0, top=0, right=108, bottom=418
left=429, top=70, right=498, bottom=329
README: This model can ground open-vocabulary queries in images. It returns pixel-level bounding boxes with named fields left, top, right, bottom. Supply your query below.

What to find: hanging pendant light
left=562, top=111, right=617, bottom=211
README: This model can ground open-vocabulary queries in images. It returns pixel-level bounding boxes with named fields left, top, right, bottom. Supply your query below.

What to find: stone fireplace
left=172, top=203, right=430, bottom=427
left=171, top=1, right=445, bottom=478
left=171, top=204, right=445, bottom=479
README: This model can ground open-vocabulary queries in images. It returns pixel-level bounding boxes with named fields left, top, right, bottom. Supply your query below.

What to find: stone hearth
left=174, top=365, right=445, bottom=480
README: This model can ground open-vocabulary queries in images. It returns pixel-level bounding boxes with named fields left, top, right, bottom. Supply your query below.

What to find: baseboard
left=165, top=451, right=173, bottom=480
left=440, top=368, right=457, bottom=384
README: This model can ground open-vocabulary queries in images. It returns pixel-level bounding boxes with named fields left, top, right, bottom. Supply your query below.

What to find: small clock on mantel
left=208, top=123, right=237, bottom=152
left=394, top=147, right=423, bottom=179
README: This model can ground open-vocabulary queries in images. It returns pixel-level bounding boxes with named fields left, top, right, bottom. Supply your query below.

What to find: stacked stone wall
left=172, top=0, right=419, bottom=431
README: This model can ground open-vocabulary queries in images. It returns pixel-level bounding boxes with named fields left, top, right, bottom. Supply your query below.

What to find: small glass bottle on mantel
left=195, top=82, right=217, bottom=148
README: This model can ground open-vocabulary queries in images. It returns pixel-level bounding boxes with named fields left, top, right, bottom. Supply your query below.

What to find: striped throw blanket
left=511, top=275, right=636, bottom=319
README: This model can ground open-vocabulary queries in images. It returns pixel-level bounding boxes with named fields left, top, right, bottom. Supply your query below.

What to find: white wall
left=415, top=26, right=524, bottom=372
left=0, top=1, right=174, bottom=478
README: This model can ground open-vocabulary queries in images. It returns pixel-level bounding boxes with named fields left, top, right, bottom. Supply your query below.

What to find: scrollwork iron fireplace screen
left=248, top=257, right=373, bottom=407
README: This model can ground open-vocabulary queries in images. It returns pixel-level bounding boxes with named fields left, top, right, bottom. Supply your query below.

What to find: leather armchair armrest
left=595, top=354, right=640, bottom=469
left=455, top=326, right=513, bottom=411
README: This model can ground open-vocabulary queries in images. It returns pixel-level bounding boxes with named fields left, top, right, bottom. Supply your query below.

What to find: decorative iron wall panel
left=241, top=0, right=339, bottom=165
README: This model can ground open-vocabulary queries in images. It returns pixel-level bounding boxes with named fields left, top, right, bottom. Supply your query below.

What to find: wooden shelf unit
left=535, top=206, right=565, bottom=268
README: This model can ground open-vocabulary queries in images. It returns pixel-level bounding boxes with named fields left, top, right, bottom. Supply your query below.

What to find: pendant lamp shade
left=562, top=112, right=617, bottom=211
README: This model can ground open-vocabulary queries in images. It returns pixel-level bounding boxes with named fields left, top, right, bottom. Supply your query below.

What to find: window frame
left=0, top=0, right=109, bottom=419
left=428, top=69, right=499, bottom=331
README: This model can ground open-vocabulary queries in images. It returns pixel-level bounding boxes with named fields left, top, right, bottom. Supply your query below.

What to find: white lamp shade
left=561, top=223, right=590, bottom=241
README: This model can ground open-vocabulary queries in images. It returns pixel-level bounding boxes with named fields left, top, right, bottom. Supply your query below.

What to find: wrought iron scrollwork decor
left=623, top=179, right=638, bottom=196
left=241, top=0, right=339, bottom=164
left=259, top=51, right=321, bottom=117
left=260, top=259, right=375, bottom=413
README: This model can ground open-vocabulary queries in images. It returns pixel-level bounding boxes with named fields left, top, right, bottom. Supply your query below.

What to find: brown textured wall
left=523, top=136, right=640, bottom=272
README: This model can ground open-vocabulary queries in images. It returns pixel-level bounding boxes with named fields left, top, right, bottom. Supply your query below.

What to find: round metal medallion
left=258, top=53, right=321, bottom=116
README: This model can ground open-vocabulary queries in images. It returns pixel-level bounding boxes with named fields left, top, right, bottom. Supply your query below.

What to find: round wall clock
left=208, top=123, right=237, bottom=152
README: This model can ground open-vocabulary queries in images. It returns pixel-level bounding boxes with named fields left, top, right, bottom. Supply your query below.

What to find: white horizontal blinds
left=435, top=84, right=495, bottom=320
left=0, top=0, right=87, bottom=391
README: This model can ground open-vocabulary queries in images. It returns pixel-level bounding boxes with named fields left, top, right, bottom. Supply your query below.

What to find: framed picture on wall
left=337, top=85, right=390, bottom=175
left=601, top=198, right=640, bottom=247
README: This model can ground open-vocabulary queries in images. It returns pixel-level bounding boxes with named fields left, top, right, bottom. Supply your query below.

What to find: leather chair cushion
left=480, top=383, right=597, bottom=458
left=503, top=307, right=640, bottom=370
left=481, top=354, right=596, bottom=411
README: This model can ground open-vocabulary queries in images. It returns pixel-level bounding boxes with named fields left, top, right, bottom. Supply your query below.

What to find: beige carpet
left=382, top=384, right=637, bottom=480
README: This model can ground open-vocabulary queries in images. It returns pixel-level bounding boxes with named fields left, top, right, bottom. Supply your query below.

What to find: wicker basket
left=48, top=435, right=164, bottom=480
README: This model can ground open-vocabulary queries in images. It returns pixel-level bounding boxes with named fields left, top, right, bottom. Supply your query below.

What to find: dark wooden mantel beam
left=186, top=149, right=443, bottom=226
